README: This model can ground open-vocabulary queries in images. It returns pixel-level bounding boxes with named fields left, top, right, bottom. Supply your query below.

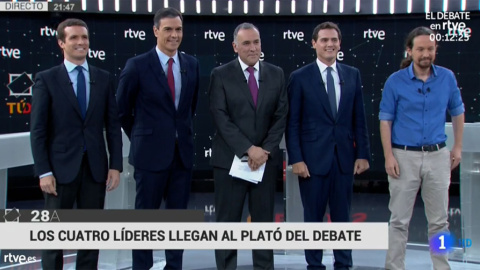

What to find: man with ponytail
left=379, top=26, right=464, bottom=270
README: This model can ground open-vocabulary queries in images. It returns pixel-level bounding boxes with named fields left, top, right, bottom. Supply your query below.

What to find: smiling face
left=58, top=25, right=89, bottom=65
left=154, top=16, right=183, bottom=57
left=312, top=28, right=341, bottom=66
left=233, top=28, right=261, bottom=66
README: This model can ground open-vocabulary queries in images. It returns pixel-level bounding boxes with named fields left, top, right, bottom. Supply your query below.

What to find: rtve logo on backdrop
left=40, top=26, right=57, bottom=36
left=363, top=29, right=386, bottom=40
left=283, top=30, right=305, bottom=41
left=1, top=46, right=21, bottom=59
left=204, top=30, right=225, bottom=41
left=124, top=28, right=146, bottom=40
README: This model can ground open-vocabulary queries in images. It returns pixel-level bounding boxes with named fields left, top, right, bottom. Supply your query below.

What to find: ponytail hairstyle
left=400, top=26, right=436, bottom=69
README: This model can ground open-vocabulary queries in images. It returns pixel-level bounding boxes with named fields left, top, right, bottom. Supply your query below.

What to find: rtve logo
left=204, top=30, right=225, bottom=41
left=88, top=49, right=106, bottom=60
left=124, top=28, right=146, bottom=40
left=40, top=26, right=57, bottom=37
left=283, top=30, right=304, bottom=41
left=0, top=46, right=21, bottom=59
left=363, top=29, right=385, bottom=40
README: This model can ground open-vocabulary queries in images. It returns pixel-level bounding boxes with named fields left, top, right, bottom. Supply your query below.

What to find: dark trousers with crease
left=299, top=153, right=353, bottom=270
left=132, top=145, right=192, bottom=270
left=41, top=153, right=106, bottom=270
left=214, top=161, right=277, bottom=270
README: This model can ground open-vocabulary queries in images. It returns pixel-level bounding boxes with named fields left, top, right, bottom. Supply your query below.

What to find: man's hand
left=39, top=175, right=57, bottom=196
left=450, top=146, right=462, bottom=170
left=354, top=159, right=370, bottom=175
left=292, top=161, right=310, bottom=178
left=106, top=169, right=120, bottom=191
left=248, top=158, right=261, bottom=171
left=385, top=154, right=400, bottom=178
left=247, top=146, right=269, bottom=170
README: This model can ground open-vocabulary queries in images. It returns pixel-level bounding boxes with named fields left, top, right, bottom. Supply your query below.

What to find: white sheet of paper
left=229, top=155, right=265, bottom=184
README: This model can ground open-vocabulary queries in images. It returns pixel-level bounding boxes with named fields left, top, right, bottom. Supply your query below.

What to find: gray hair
left=233, top=22, right=260, bottom=44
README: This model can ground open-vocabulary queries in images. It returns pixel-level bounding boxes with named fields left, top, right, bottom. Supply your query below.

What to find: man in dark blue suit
left=286, top=22, right=370, bottom=270
left=30, top=18, right=123, bottom=269
left=116, top=7, right=199, bottom=270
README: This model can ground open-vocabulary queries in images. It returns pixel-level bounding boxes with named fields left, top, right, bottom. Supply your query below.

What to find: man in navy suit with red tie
left=116, top=7, right=199, bottom=270
left=286, top=22, right=370, bottom=270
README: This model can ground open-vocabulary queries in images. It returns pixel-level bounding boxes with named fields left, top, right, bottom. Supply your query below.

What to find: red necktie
left=167, top=58, right=175, bottom=102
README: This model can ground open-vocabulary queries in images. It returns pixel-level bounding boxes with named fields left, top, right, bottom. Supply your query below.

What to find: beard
left=416, top=58, right=433, bottom=69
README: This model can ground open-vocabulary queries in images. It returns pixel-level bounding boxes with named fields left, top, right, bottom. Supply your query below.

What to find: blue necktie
left=326, top=67, right=337, bottom=118
left=75, top=65, right=87, bottom=119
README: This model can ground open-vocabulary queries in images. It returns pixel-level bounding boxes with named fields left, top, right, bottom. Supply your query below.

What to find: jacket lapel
left=336, top=63, right=346, bottom=116
left=178, top=52, right=188, bottom=112
left=310, top=62, right=335, bottom=120
left=84, top=65, right=98, bottom=122
left=56, top=64, right=83, bottom=119
left=148, top=48, right=175, bottom=109
left=233, top=59, right=256, bottom=109
left=256, top=62, right=266, bottom=110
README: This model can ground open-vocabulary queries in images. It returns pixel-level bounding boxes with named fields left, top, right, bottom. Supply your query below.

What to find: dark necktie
left=75, top=66, right=87, bottom=119
left=167, top=58, right=175, bottom=102
left=247, top=66, right=258, bottom=107
left=326, top=66, right=337, bottom=118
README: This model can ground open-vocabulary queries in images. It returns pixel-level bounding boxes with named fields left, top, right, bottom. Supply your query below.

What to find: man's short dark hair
left=312, top=22, right=342, bottom=42
left=56, top=18, right=88, bottom=42
left=154, top=7, right=183, bottom=28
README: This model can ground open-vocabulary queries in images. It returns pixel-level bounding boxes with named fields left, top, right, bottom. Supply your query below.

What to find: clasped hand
left=247, top=146, right=270, bottom=171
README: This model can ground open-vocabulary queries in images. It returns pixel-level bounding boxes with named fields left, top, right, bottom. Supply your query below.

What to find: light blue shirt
left=156, top=47, right=181, bottom=109
left=64, top=59, right=91, bottom=107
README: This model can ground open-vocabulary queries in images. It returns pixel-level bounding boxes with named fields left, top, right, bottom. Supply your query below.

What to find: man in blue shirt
left=379, top=26, right=464, bottom=270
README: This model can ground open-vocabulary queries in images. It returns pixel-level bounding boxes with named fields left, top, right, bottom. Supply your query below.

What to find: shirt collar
left=316, top=58, right=337, bottom=73
left=238, top=57, right=260, bottom=72
left=156, top=46, right=179, bottom=66
left=64, top=59, right=88, bottom=73
left=407, top=62, right=438, bottom=80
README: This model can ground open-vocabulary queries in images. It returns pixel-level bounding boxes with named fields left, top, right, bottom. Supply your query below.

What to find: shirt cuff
left=379, top=111, right=394, bottom=121
left=449, top=104, right=465, bottom=117
left=39, top=172, right=53, bottom=179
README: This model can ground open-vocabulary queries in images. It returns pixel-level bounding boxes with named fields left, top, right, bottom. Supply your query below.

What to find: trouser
left=385, top=147, right=451, bottom=270
left=132, top=145, right=192, bottom=270
left=42, top=153, right=106, bottom=270
left=299, top=153, right=353, bottom=270
left=214, top=162, right=277, bottom=270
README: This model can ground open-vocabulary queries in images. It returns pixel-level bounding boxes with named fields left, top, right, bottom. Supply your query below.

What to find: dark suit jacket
left=286, top=62, right=370, bottom=175
left=209, top=59, right=288, bottom=169
left=117, top=48, right=199, bottom=171
left=30, top=64, right=123, bottom=184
